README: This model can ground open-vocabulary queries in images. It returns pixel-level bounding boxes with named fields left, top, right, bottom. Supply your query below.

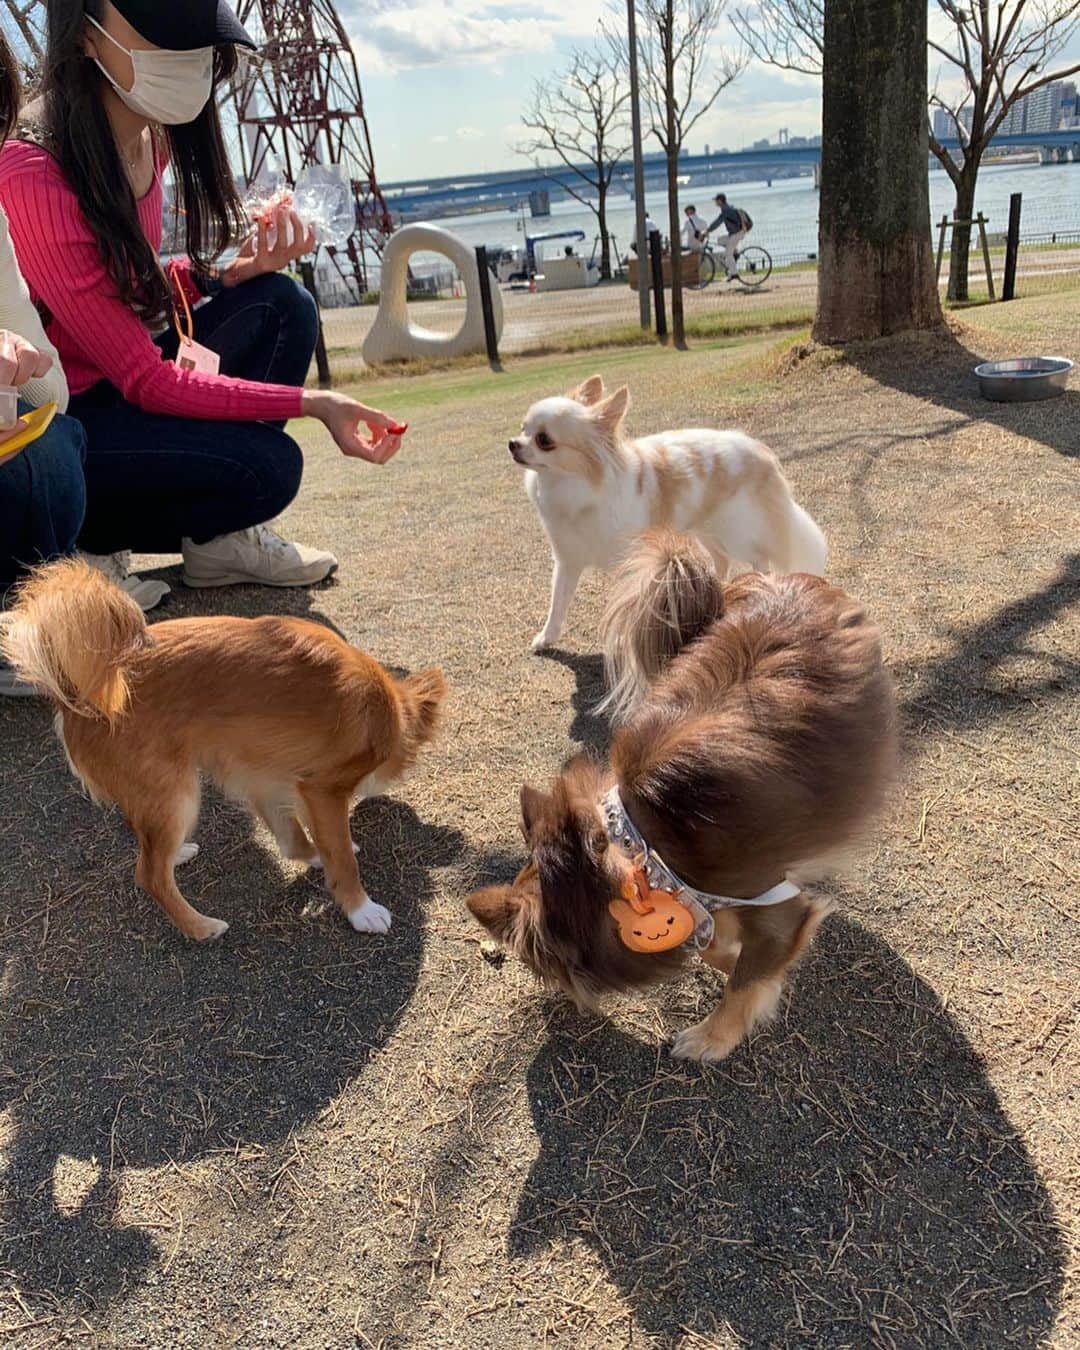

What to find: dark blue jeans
left=0, top=405, right=87, bottom=591
left=69, top=272, right=318, bottom=554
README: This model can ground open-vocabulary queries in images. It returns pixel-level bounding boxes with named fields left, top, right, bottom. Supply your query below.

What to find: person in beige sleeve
left=0, top=28, right=88, bottom=693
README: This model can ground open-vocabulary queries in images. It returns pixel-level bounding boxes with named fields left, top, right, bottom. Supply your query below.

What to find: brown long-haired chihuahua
left=3, top=560, right=445, bottom=942
left=468, top=532, right=896, bottom=1062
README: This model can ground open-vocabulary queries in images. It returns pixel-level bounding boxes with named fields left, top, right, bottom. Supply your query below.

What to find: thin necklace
left=122, top=134, right=145, bottom=174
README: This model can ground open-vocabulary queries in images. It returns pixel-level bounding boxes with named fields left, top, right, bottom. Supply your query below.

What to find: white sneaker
left=181, top=525, right=338, bottom=588
left=80, top=550, right=171, bottom=612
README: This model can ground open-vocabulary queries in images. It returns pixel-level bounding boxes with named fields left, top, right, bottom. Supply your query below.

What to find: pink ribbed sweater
left=0, top=140, right=304, bottom=423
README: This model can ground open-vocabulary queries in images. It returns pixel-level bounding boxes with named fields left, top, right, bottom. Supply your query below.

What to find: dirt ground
left=1, top=294, right=1077, bottom=1348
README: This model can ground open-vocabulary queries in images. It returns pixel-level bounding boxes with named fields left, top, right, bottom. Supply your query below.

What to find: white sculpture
left=362, top=224, right=504, bottom=364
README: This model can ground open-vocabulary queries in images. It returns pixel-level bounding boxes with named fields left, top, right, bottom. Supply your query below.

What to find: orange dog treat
left=608, top=873, right=696, bottom=952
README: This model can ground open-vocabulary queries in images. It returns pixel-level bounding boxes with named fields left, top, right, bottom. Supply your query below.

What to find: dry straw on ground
left=1, top=296, right=1077, bottom=1347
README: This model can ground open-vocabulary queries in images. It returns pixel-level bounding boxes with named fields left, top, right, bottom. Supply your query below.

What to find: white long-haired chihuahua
left=509, top=375, right=827, bottom=651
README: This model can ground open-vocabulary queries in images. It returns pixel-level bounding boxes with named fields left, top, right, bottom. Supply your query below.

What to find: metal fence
left=313, top=203, right=1080, bottom=381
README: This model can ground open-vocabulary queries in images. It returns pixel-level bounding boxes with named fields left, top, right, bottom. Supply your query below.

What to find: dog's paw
left=308, top=841, right=361, bottom=870
left=531, top=630, right=556, bottom=653
left=672, top=1018, right=743, bottom=1064
left=479, top=937, right=505, bottom=965
left=188, top=915, right=229, bottom=942
left=347, top=898, right=392, bottom=934
left=175, top=842, right=200, bottom=866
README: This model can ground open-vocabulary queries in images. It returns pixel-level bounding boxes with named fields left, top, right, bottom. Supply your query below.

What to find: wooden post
left=935, top=215, right=949, bottom=283
left=976, top=213, right=995, bottom=300
left=474, top=246, right=502, bottom=372
left=649, top=230, right=667, bottom=342
left=1003, top=193, right=1022, bottom=302
left=626, top=0, right=651, bottom=329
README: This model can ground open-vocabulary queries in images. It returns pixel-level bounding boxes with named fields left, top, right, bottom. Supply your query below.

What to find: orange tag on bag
left=608, top=866, right=695, bottom=952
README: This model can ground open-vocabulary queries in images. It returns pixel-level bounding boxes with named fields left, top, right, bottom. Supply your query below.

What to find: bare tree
left=733, top=0, right=822, bottom=73
left=631, top=0, right=746, bottom=347
left=516, top=48, right=631, bottom=281
left=815, top=0, right=942, bottom=341
left=2, top=0, right=47, bottom=83
left=740, top=2, right=1080, bottom=302
left=928, top=2, right=1080, bottom=300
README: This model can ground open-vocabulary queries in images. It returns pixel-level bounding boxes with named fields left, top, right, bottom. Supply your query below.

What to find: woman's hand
left=226, top=208, right=318, bottom=287
left=303, top=390, right=406, bottom=465
left=0, top=330, right=52, bottom=388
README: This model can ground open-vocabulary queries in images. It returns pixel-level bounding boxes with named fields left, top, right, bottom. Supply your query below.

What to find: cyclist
left=706, top=192, right=752, bottom=282
left=680, top=204, right=709, bottom=253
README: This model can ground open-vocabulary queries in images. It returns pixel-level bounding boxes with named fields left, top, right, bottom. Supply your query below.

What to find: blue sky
left=341, top=1, right=821, bottom=182
left=338, top=2, right=1080, bottom=185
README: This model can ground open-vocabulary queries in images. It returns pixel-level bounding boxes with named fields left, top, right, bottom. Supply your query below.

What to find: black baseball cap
left=109, top=0, right=257, bottom=51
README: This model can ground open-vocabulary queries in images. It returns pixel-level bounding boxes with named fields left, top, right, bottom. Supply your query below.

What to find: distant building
left=996, top=79, right=1077, bottom=136
left=751, top=136, right=771, bottom=149
left=930, top=106, right=972, bottom=141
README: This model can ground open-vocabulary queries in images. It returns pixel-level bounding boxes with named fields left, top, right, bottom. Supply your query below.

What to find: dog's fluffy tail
left=399, top=667, right=448, bottom=746
left=777, top=496, right=828, bottom=576
left=1, top=558, right=147, bottom=720
left=599, top=530, right=723, bottom=723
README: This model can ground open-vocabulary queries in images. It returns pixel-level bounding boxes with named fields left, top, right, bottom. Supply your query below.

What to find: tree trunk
left=946, top=167, right=978, bottom=302
left=813, top=0, right=943, bottom=343
left=597, top=183, right=611, bottom=281
left=663, top=0, right=687, bottom=348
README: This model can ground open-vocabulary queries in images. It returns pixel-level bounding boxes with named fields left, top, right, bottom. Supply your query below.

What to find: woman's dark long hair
left=39, top=0, right=246, bottom=322
left=0, top=30, right=20, bottom=143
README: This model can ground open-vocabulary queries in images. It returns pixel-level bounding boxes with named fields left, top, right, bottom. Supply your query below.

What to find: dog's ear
left=568, top=374, right=606, bottom=406
left=466, top=885, right=519, bottom=939
left=592, top=385, right=630, bottom=433
left=519, top=783, right=552, bottom=844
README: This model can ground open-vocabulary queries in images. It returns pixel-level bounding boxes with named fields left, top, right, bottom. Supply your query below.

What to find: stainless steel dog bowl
left=974, top=356, right=1073, bottom=402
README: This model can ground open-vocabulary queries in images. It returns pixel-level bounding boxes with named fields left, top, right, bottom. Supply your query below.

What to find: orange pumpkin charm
left=608, top=868, right=696, bottom=953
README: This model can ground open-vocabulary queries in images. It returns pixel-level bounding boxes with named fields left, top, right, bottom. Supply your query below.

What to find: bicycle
left=692, top=239, right=773, bottom=289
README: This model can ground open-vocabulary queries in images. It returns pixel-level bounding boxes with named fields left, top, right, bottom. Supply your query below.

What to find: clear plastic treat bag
left=242, top=165, right=354, bottom=254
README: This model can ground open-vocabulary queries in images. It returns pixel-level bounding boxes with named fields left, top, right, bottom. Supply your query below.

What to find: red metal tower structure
left=1, top=2, right=392, bottom=297
left=233, top=1, right=393, bottom=298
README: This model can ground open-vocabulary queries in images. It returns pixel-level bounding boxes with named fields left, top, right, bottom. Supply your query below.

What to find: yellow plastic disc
left=0, top=402, right=58, bottom=464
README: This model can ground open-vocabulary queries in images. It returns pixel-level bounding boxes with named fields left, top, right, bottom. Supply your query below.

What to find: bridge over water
left=382, top=130, right=1080, bottom=221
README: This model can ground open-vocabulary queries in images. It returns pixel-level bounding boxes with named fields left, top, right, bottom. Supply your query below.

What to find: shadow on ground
left=0, top=698, right=462, bottom=1306
left=508, top=918, right=1065, bottom=1346
left=845, top=324, right=1080, bottom=460
left=536, top=648, right=609, bottom=750
left=900, top=551, right=1080, bottom=735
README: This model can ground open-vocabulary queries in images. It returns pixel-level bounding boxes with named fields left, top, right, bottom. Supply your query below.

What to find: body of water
left=418, top=160, right=1080, bottom=270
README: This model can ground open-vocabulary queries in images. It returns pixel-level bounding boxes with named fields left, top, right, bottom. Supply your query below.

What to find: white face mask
left=87, top=15, right=214, bottom=126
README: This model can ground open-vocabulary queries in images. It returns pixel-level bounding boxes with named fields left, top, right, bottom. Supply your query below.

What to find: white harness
left=601, top=786, right=801, bottom=950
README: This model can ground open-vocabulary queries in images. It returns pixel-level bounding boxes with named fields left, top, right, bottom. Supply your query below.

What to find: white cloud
left=456, top=126, right=486, bottom=140
left=343, top=0, right=609, bottom=71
